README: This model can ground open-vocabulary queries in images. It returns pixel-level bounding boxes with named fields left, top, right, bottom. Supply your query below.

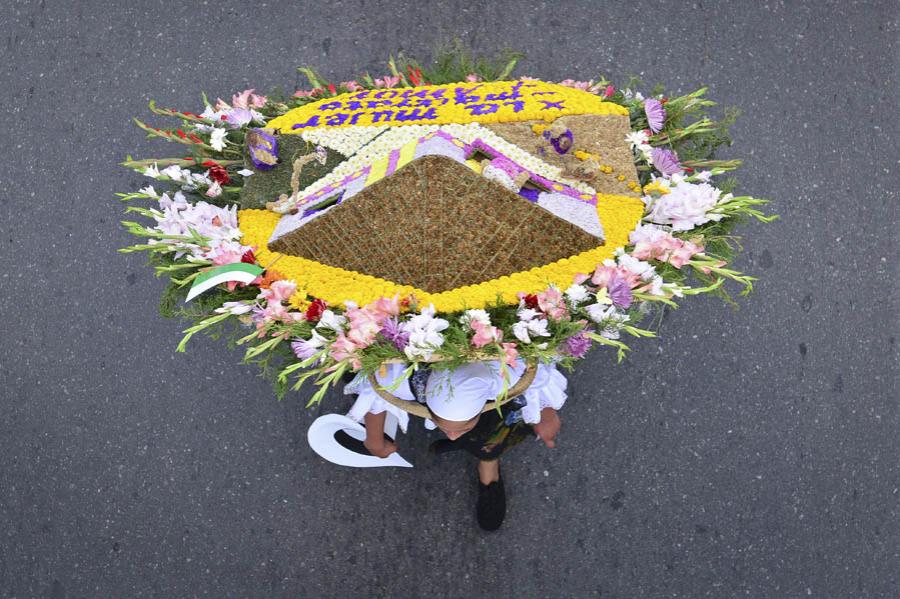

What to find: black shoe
left=476, top=468, right=506, bottom=531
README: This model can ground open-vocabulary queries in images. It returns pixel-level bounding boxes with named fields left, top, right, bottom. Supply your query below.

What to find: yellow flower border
left=267, top=80, right=628, bottom=133
left=238, top=192, right=644, bottom=313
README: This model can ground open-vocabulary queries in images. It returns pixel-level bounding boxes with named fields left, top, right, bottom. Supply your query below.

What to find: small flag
left=186, top=262, right=264, bottom=302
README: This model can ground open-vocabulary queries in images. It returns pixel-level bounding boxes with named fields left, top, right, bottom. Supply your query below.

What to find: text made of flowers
left=266, top=81, right=628, bottom=132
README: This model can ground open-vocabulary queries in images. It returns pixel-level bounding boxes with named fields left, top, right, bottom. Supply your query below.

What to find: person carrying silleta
left=344, top=360, right=567, bottom=531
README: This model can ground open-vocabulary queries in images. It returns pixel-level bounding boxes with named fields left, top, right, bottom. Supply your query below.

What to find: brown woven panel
left=485, top=114, right=641, bottom=197
left=268, top=155, right=603, bottom=293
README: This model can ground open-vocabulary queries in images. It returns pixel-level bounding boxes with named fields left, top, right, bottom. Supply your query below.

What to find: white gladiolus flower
left=513, top=317, right=550, bottom=344
left=401, top=305, right=450, bottom=360
left=517, top=307, right=540, bottom=321
left=237, top=168, right=255, bottom=177
left=316, top=310, right=347, bottom=332
left=160, top=165, right=185, bottom=181
left=460, top=309, right=491, bottom=327
left=142, top=163, right=161, bottom=178
left=215, top=301, right=254, bottom=316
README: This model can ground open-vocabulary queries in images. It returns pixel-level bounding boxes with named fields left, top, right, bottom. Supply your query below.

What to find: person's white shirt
left=343, top=359, right=568, bottom=433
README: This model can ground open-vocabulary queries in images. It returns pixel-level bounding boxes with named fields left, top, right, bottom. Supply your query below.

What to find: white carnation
left=644, top=181, right=725, bottom=231
left=565, top=283, right=590, bottom=304
left=210, top=127, right=227, bottom=152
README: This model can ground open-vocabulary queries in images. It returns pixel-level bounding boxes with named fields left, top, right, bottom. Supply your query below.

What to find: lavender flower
left=607, top=275, right=633, bottom=309
left=651, top=147, right=682, bottom=176
left=644, top=98, right=666, bottom=133
left=380, top=317, right=410, bottom=350
left=563, top=332, right=592, bottom=359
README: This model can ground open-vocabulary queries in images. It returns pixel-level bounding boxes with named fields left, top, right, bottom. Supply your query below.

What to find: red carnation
left=305, top=298, right=327, bottom=322
left=522, top=293, right=539, bottom=309
left=207, top=164, right=232, bottom=185
left=240, top=249, right=256, bottom=264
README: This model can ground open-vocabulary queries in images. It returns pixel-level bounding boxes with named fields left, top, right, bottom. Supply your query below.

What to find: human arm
left=532, top=407, right=561, bottom=448
left=363, top=411, right=398, bottom=458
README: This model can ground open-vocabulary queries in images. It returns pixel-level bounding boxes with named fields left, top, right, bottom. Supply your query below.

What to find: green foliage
left=404, top=40, right=523, bottom=84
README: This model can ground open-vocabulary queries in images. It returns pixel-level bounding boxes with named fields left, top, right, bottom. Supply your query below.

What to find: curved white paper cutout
left=307, top=413, right=413, bottom=468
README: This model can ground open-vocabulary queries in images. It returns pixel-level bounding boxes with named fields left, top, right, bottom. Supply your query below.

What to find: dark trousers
left=448, top=407, right=533, bottom=461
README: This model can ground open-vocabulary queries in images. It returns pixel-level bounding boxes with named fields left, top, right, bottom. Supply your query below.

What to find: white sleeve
left=344, top=364, right=414, bottom=433
left=520, top=363, right=568, bottom=425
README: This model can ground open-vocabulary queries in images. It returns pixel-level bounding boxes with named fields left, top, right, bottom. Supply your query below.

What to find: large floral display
left=120, top=49, right=774, bottom=405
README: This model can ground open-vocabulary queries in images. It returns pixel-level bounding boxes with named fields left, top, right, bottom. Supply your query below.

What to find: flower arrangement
left=119, top=47, right=775, bottom=406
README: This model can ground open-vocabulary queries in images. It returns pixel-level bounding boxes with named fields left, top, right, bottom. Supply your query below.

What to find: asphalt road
left=1, top=1, right=897, bottom=597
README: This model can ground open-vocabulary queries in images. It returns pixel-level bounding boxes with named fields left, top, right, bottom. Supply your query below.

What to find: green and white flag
left=185, top=262, right=264, bottom=302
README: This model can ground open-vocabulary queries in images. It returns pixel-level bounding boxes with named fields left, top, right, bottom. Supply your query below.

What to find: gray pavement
left=0, top=1, right=898, bottom=597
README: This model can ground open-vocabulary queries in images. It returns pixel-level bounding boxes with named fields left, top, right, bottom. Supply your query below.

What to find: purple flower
left=563, top=332, right=592, bottom=359
left=607, top=275, right=633, bottom=309
left=644, top=98, right=666, bottom=133
left=226, top=108, right=253, bottom=127
left=291, top=337, right=321, bottom=359
left=380, top=317, right=410, bottom=350
left=651, top=147, right=682, bottom=176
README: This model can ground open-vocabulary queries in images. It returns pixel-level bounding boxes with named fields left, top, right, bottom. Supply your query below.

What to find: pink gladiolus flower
left=572, top=272, right=590, bottom=285
left=537, top=287, right=569, bottom=320
left=259, top=279, right=297, bottom=304
left=470, top=320, right=502, bottom=348
left=603, top=85, right=615, bottom=98
left=367, top=295, right=401, bottom=321
left=590, top=264, right=618, bottom=288
left=341, top=80, right=364, bottom=92
left=293, top=89, right=319, bottom=98
left=232, top=89, right=267, bottom=109
left=374, top=75, right=400, bottom=89
left=500, top=342, right=519, bottom=367
left=208, top=241, right=245, bottom=266
left=559, top=79, right=592, bottom=91
left=465, top=73, right=482, bottom=82
left=696, top=258, right=728, bottom=275
left=629, top=224, right=705, bottom=269
left=329, top=332, right=362, bottom=370
left=345, top=306, right=382, bottom=348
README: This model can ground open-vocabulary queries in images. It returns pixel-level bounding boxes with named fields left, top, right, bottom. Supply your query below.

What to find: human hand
left=364, top=437, right=398, bottom=458
left=533, top=408, right=561, bottom=448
